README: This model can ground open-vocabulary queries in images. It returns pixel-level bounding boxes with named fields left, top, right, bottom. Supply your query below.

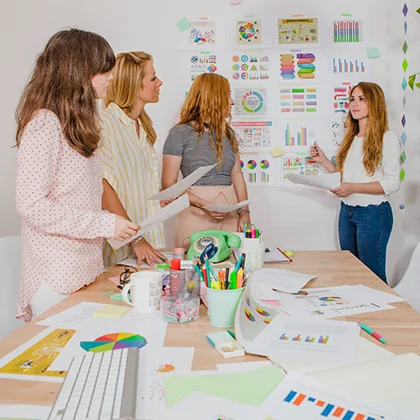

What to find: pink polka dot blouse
left=15, top=110, right=116, bottom=321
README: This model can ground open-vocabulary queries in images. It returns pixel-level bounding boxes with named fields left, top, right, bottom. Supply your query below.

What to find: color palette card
left=93, top=304, right=131, bottom=318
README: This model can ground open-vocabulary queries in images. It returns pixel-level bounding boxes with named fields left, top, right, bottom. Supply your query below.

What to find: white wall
left=0, top=0, right=418, bottom=286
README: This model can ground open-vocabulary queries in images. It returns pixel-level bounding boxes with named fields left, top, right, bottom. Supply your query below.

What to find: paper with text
left=287, top=172, right=341, bottom=190
left=108, top=194, right=190, bottom=250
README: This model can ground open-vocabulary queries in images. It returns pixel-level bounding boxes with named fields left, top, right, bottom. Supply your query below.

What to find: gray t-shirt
left=163, top=124, right=236, bottom=186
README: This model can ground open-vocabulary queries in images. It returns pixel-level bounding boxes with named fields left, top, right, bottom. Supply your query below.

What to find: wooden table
left=1, top=251, right=420, bottom=406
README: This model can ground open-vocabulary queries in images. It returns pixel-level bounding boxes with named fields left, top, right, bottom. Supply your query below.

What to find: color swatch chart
left=282, top=155, right=320, bottom=179
left=232, top=121, right=272, bottom=149
left=232, top=53, right=270, bottom=81
left=332, top=20, right=362, bottom=43
left=280, top=53, right=316, bottom=80
left=280, top=87, right=317, bottom=113
left=330, top=57, right=366, bottom=74
left=284, top=124, right=316, bottom=146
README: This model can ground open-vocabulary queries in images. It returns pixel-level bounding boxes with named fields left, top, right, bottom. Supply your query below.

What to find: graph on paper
left=328, top=55, right=366, bottom=74
left=282, top=155, right=320, bottom=179
left=231, top=52, right=270, bottom=82
left=280, top=333, right=330, bottom=344
left=283, top=124, right=316, bottom=146
left=280, top=87, right=318, bottom=113
left=280, top=53, right=317, bottom=80
left=333, top=83, right=352, bottom=113
left=240, top=153, right=277, bottom=186
left=332, top=20, right=363, bottom=43
left=188, top=52, right=218, bottom=81
left=234, top=87, right=267, bottom=115
left=232, top=121, right=272, bottom=150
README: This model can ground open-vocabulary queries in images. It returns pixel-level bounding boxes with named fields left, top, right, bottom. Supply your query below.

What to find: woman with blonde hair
left=310, top=82, right=401, bottom=283
left=15, top=29, right=138, bottom=321
left=99, top=51, right=167, bottom=268
left=162, top=73, right=251, bottom=248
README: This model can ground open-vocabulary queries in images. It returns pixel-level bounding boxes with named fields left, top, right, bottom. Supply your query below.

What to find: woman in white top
left=310, top=82, right=401, bottom=283
left=99, top=52, right=167, bottom=268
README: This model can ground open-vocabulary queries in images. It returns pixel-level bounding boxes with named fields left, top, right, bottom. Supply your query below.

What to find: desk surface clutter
left=1, top=251, right=420, bottom=419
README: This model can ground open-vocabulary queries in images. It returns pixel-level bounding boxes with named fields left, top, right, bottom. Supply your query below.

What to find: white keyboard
left=48, top=348, right=139, bottom=420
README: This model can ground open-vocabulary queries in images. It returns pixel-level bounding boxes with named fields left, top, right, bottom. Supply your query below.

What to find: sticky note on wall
left=176, top=17, right=191, bottom=31
left=270, top=147, right=285, bottom=158
left=366, top=47, right=381, bottom=58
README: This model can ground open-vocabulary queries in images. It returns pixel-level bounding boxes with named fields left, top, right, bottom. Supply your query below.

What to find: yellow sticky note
left=270, top=147, right=285, bottom=157
left=94, top=304, right=131, bottom=318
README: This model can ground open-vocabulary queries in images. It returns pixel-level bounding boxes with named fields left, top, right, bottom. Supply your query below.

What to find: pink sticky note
left=109, top=276, right=120, bottom=286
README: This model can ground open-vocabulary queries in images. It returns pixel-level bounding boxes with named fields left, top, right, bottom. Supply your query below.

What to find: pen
left=226, top=330, right=236, bottom=339
left=358, top=321, right=387, bottom=344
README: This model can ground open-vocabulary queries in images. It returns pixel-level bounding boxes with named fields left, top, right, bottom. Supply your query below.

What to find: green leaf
left=416, top=7, right=420, bottom=14
left=408, top=74, right=416, bottom=90
left=416, top=82, right=420, bottom=89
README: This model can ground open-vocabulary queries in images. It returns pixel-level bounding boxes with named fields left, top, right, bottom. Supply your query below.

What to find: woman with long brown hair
left=99, top=51, right=167, bottom=268
left=15, top=29, right=138, bottom=321
left=162, top=73, right=251, bottom=248
left=310, top=82, right=401, bottom=283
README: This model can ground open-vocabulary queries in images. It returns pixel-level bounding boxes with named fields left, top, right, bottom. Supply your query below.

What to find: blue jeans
left=338, top=202, right=393, bottom=283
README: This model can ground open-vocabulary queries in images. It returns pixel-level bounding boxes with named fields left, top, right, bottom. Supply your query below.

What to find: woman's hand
left=201, top=208, right=228, bottom=221
left=114, top=216, right=139, bottom=241
left=237, top=212, right=251, bottom=232
left=160, top=198, right=174, bottom=208
left=309, top=144, right=328, bottom=164
left=133, top=238, right=168, bottom=267
left=331, top=183, right=355, bottom=198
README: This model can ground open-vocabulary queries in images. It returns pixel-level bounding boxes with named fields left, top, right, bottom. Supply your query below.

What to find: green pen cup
left=205, top=286, right=245, bottom=328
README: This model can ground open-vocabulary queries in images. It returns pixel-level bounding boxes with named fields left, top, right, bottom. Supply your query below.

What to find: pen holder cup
left=205, top=286, right=245, bottom=328
left=239, top=238, right=265, bottom=274
left=170, top=269, right=200, bottom=298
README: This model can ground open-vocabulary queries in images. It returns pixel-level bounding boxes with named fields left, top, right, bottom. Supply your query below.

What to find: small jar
left=173, top=247, right=185, bottom=260
left=160, top=294, right=200, bottom=324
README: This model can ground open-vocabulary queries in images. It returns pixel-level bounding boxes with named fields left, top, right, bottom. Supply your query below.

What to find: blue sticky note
left=367, top=47, right=381, bottom=58
left=176, top=17, right=191, bottom=31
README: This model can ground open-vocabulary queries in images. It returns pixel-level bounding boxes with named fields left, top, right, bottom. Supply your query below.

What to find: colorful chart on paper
left=333, top=82, right=352, bottom=114
left=232, top=121, right=272, bottom=149
left=240, top=152, right=277, bottom=186
left=280, top=53, right=317, bottom=80
left=237, top=20, right=261, bottom=45
left=231, top=52, right=270, bottom=81
left=80, top=332, right=147, bottom=352
left=0, top=329, right=75, bottom=377
left=282, top=154, right=320, bottom=179
left=328, top=54, right=366, bottom=74
left=279, top=87, right=318, bottom=113
left=189, top=52, right=218, bottom=81
left=332, top=20, right=362, bottom=43
left=234, top=87, right=267, bottom=115
left=188, top=21, right=216, bottom=45
left=277, top=18, right=319, bottom=44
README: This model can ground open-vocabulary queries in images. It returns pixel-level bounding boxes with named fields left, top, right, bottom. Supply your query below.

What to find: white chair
left=0, top=235, right=24, bottom=339
left=393, top=241, right=420, bottom=313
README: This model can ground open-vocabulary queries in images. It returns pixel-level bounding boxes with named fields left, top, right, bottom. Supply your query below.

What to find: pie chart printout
left=80, top=332, right=147, bottom=352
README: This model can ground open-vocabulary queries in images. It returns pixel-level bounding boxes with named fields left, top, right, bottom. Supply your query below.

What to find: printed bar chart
left=283, top=390, right=381, bottom=420
left=292, top=334, right=302, bottom=342
left=280, top=333, right=289, bottom=341
left=332, top=58, right=366, bottom=73
left=285, top=124, right=308, bottom=146
left=332, top=20, right=362, bottom=43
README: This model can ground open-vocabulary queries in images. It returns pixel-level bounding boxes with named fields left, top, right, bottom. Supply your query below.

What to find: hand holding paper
left=108, top=194, right=190, bottom=250
left=149, top=164, right=216, bottom=201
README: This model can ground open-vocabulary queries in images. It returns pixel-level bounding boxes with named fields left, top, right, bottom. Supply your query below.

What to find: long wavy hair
left=104, top=51, right=157, bottom=146
left=177, top=73, right=239, bottom=162
left=336, top=82, right=389, bottom=176
left=15, top=28, right=115, bottom=157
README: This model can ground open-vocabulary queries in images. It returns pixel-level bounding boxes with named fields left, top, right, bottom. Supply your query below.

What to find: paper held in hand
left=108, top=194, right=190, bottom=250
left=287, top=172, right=341, bottom=190
left=148, top=164, right=216, bottom=200
left=201, top=199, right=254, bottom=213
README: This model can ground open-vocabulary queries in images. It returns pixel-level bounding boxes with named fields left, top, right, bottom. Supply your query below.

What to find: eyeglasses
left=118, top=266, right=138, bottom=288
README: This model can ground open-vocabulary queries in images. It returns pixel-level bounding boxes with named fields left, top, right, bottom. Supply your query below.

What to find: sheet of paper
left=117, top=252, right=174, bottom=269
left=157, top=392, right=256, bottom=420
left=201, top=199, right=253, bottom=213
left=309, top=353, right=420, bottom=416
left=216, top=360, right=273, bottom=374
left=246, top=316, right=360, bottom=364
left=0, top=404, right=51, bottom=420
left=264, top=248, right=290, bottom=263
left=48, top=312, right=167, bottom=371
left=108, top=194, right=190, bottom=250
left=163, top=365, right=285, bottom=408
left=347, top=284, right=405, bottom=303
left=252, top=371, right=416, bottom=420
left=136, top=347, right=195, bottom=420
left=0, top=327, right=73, bottom=382
left=93, top=304, right=131, bottom=318
left=270, top=336, right=393, bottom=374
left=287, top=172, right=341, bottom=190
left=252, top=268, right=316, bottom=294
left=149, top=164, right=216, bottom=200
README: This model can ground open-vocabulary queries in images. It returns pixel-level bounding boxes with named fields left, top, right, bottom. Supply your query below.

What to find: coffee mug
left=122, top=271, right=162, bottom=313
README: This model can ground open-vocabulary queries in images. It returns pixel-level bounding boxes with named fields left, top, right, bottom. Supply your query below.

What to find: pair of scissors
left=199, top=243, right=218, bottom=264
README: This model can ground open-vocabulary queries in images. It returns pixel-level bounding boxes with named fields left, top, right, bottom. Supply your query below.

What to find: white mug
left=122, top=271, right=162, bottom=313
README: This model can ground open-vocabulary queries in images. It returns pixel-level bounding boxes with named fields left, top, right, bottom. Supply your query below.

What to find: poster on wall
left=227, top=17, right=274, bottom=49
left=331, top=19, right=363, bottom=44
left=179, top=20, right=225, bottom=51
left=233, top=87, right=268, bottom=116
left=232, top=121, right=273, bottom=151
left=240, top=152, right=279, bottom=187
left=332, top=81, right=352, bottom=114
left=278, top=51, right=325, bottom=82
left=181, top=51, right=220, bottom=83
left=278, top=86, right=318, bottom=114
left=280, top=153, right=321, bottom=182
left=327, top=52, right=368, bottom=75
left=229, top=51, right=271, bottom=83
left=277, top=18, right=319, bottom=45
left=280, top=120, right=316, bottom=149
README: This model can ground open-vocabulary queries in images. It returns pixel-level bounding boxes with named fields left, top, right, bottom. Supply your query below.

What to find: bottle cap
left=170, top=258, right=181, bottom=270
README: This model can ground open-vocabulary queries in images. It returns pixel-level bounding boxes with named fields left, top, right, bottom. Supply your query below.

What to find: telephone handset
left=187, top=230, right=241, bottom=263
